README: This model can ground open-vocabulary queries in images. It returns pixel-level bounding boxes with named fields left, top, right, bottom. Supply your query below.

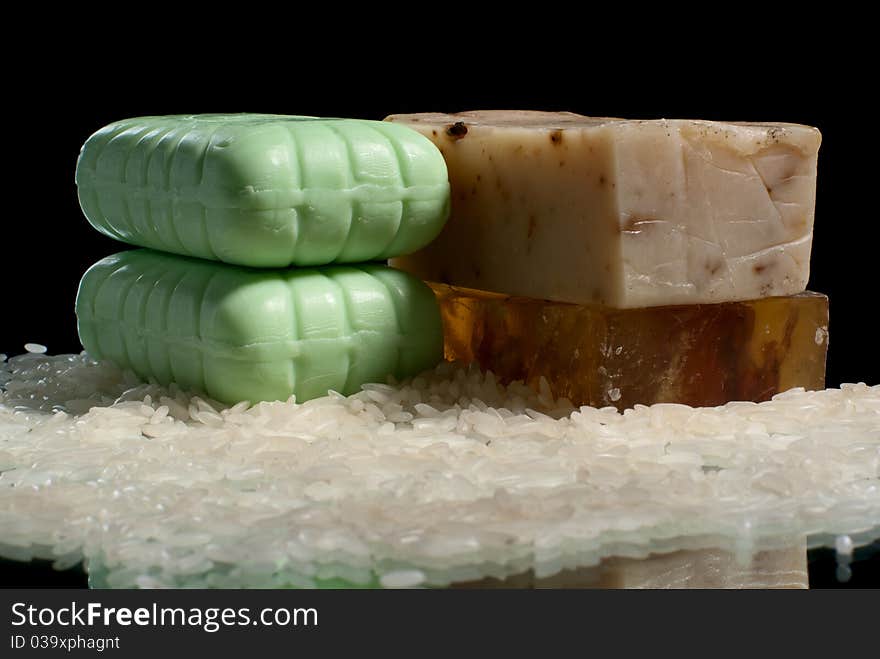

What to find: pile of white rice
left=1, top=350, right=878, bottom=588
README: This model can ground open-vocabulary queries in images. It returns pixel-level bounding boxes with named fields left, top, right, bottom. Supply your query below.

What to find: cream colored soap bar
left=386, top=111, right=821, bottom=307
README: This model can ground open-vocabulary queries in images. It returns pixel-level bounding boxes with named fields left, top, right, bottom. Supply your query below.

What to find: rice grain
left=0, top=351, right=878, bottom=588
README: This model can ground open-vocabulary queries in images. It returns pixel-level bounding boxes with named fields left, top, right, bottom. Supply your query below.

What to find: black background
left=2, top=34, right=878, bottom=588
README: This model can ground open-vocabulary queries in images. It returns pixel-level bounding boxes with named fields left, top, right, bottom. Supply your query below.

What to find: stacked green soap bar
left=76, top=250, right=442, bottom=405
left=74, top=114, right=450, bottom=403
left=76, top=114, right=450, bottom=266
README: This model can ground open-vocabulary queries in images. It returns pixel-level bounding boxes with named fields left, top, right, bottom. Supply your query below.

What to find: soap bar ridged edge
left=75, top=115, right=450, bottom=267
left=75, top=250, right=443, bottom=404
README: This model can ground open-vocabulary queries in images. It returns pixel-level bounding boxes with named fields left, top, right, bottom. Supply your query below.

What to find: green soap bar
left=75, top=114, right=450, bottom=266
left=75, top=249, right=443, bottom=404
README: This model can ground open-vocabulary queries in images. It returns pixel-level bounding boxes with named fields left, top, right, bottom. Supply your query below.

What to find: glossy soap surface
left=76, top=114, right=450, bottom=267
left=433, top=283, right=828, bottom=409
left=75, top=250, right=443, bottom=404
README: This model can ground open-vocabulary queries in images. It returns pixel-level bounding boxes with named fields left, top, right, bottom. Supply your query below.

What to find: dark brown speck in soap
left=446, top=122, right=468, bottom=139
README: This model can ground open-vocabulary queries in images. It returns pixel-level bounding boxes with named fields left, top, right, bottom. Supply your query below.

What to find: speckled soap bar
left=387, top=111, right=821, bottom=308
left=75, top=250, right=443, bottom=404
left=76, top=114, right=450, bottom=267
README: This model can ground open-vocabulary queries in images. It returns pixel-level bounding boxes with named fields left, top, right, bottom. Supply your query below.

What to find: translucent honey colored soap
left=432, top=283, right=828, bottom=409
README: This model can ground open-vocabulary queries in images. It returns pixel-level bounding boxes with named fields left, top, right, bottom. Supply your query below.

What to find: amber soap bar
left=433, top=283, right=828, bottom=409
